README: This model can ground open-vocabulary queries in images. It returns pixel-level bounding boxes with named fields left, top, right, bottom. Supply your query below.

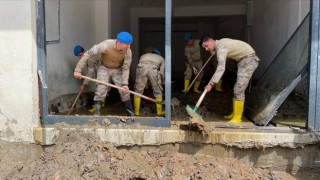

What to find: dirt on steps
left=2, top=129, right=298, bottom=180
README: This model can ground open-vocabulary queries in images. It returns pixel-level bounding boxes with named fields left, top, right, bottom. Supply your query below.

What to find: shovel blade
left=186, top=104, right=202, bottom=119
left=190, top=116, right=210, bottom=135
left=186, top=104, right=210, bottom=134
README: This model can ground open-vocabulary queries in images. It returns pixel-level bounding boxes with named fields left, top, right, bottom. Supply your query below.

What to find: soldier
left=73, top=45, right=99, bottom=93
left=134, top=49, right=165, bottom=116
left=199, top=35, right=260, bottom=123
left=73, top=32, right=134, bottom=116
left=73, top=45, right=108, bottom=112
left=181, top=33, right=203, bottom=94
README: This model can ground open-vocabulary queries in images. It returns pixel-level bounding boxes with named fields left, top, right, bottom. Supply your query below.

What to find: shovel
left=186, top=89, right=210, bottom=134
left=67, top=90, right=82, bottom=115
left=80, top=75, right=162, bottom=104
left=181, top=53, right=214, bottom=97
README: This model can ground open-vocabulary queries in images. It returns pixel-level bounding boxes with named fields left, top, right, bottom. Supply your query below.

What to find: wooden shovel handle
left=194, top=89, right=208, bottom=110
left=186, top=53, right=214, bottom=93
left=80, top=75, right=158, bottom=103
left=67, top=90, right=82, bottom=115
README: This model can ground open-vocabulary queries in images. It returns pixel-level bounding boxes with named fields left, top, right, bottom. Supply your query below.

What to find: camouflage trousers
left=134, top=63, right=163, bottom=98
left=94, top=65, right=130, bottom=102
left=184, top=60, right=203, bottom=81
left=234, top=55, right=260, bottom=101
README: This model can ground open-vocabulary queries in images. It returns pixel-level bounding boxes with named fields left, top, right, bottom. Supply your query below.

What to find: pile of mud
left=4, top=129, right=292, bottom=179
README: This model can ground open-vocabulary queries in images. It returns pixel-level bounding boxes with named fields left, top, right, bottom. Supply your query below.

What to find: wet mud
left=5, top=81, right=312, bottom=179
left=2, top=129, right=303, bottom=180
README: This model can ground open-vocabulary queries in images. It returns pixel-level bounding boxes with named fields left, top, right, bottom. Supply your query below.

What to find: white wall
left=46, top=0, right=110, bottom=102
left=94, top=0, right=110, bottom=43
left=250, top=0, right=310, bottom=79
left=0, top=0, right=39, bottom=143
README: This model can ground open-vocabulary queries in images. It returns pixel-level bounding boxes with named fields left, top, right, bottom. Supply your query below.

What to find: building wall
left=0, top=0, right=111, bottom=142
left=0, top=0, right=39, bottom=143
left=250, top=0, right=310, bottom=79
left=94, top=0, right=110, bottom=43
left=110, top=0, right=131, bottom=38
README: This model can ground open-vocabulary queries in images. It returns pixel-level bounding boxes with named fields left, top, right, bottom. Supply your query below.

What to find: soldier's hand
left=74, top=71, right=82, bottom=79
left=80, top=84, right=86, bottom=92
left=122, top=86, right=129, bottom=93
left=205, top=83, right=214, bottom=92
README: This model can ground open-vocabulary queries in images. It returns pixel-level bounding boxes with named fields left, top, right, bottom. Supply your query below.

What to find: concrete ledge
left=33, top=126, right=320, bottom=148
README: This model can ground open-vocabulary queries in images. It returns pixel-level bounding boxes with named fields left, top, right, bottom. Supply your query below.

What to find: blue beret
left=73, top=45, right=84, bottom=56
left=152, top=49, right=161, bottom=56
left=117, top=32, right=133, bottom=44
left=184, top=33, right=192, bottom=42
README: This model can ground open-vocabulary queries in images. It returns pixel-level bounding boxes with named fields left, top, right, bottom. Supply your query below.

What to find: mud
left=2, top=129, right=302, bottom=180
left=14, top=78, right=313, bottom=179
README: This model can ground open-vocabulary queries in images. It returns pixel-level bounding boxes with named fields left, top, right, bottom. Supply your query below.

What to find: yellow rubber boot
left=181, top=79, right=190, bottom=93
left=134, top=97, right=141, bottom=116
left=228, top=100, right=244, bottom=123
left=88, top=107, right=95, bottom=113
left=224, top=98, right=235, bottom=119
left=193, top=81, right=202, bottom=93
left=215, top=80, right=223, bottom=91
left=156, top=97, right=165, bottom=116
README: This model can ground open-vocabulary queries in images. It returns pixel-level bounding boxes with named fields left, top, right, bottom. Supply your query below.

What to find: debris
left=1, top=129, right=294, bottom=179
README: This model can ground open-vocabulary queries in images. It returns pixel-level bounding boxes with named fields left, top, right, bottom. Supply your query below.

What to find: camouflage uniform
left=75, top=39, right=132, bottom=102
left=210, top=38, right=260, bottom=101
left=82, top=59, right=100, bottom=85
left=134, top=53, right=165, bottom=98
left=184, top=39, right=203, bottom=81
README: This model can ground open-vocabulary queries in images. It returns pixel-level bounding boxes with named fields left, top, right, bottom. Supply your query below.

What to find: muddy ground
left=65, top=82, right=308, bottom=126
left=1, top=129, right=309, bottom=180
left=1, top=81, right=317, bottom=179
